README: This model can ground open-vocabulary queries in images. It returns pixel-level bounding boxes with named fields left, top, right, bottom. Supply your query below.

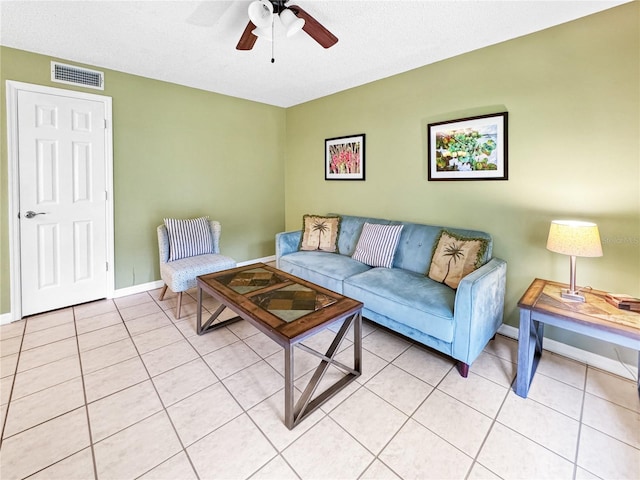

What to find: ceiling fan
left=236, top=0, right=338, bottom=51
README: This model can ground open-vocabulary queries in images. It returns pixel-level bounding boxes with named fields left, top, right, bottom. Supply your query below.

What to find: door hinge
left=106, top=262, right=109, bottom=271
left=104, top=119, right=107, bottom=129
left=104, top=190, right=108, bottom=201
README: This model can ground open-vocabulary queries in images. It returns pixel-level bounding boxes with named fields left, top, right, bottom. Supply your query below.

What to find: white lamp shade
left=546, top=220, right=603, bottom=257
left=248, top=0, right=273, bottom=29
left=252, top=26, right=273, bottom=41
left=279, top=8, right=305, bottom=37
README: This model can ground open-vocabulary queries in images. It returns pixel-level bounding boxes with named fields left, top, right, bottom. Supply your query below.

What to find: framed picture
left=325, top=133, right=366, bottom=181
left=427, top=112, right=508, bottom=181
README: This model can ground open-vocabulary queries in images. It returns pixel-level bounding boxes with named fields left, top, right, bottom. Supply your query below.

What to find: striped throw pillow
left=164, top=217, right=214, bottom=262
left=351, top=223, right=404, bottom=268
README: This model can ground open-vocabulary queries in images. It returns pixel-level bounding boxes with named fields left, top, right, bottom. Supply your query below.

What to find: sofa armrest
left=451, top=258, right=507, bottom=365
left=275, top=230, right=302, bottom=268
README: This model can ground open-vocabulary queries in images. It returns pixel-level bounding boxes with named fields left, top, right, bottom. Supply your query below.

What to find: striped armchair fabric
left=157, top=219, right=236, bottom=319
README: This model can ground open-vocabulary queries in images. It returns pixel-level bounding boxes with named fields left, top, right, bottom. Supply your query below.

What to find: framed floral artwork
left=427, top=112, right=508, bottom=181
left=325, top=133, right=365, bottom=180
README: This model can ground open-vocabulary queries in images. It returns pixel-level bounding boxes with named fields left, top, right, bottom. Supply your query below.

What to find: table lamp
left=546, top=220, right=603, bottom=302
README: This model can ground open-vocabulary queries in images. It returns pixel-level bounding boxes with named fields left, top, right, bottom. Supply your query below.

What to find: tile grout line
left=358, top=359, right=458, bottom=480
left=463, top=373, right=514, bottom=479
left=5, top=308, right=97, bottom=479
left=115, top=293, right=204, bottom=480
left=73, top=303, right=103, bottom=480
left=185, top=301, right=283, bottom=480
left=571, top=363, right=589, bottom=479
left=0, top=320, right=26, bottom=449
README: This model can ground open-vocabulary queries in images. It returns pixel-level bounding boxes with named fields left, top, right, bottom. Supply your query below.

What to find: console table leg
left=516, top=309, right=544, bottom=398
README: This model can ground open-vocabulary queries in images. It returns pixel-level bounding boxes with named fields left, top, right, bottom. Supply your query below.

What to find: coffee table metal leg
left=354, top=311, right=362, bottom=374
left=197, top=287, right=203, bottom=333
left=285, top=312, right=361, bottom=430
left=284, top=344, right=295, bottom=429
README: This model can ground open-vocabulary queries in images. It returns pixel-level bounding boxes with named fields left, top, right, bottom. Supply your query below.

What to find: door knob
left=24, top=211, right=47, bottom=219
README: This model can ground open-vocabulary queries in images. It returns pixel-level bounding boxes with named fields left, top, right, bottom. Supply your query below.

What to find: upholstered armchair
left=157, top=218, right=236, bottom=319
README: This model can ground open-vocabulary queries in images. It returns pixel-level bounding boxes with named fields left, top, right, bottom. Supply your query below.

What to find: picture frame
left=427, top=112, right=508, bottom=181
left=325, top=133, right=366, bottom=181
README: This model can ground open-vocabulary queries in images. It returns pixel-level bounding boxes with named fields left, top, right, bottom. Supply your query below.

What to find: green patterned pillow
left=299, top=214, right=341, bottom=253
left=427, top=230, right=488, bottom=289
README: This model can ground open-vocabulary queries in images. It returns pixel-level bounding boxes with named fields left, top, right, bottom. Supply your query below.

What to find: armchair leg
left=159, top=284, right=168, bottom=301
left=175, top=292, right=183, bottom=319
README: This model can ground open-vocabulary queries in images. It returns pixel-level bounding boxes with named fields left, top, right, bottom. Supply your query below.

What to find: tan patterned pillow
left=299, top=215, right=341, bottom=253
left=427, top=230, right=488, bottom=289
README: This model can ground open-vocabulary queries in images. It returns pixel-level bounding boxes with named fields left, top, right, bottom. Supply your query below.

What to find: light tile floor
left=1, top=288, right=639, bottom=480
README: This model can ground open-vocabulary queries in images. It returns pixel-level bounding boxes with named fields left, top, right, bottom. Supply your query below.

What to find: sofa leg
left=175, top=292, right=183, bottom=319
left=159, top=284, right=168, bottom=301
left=456, top=362, right=469, bottom=378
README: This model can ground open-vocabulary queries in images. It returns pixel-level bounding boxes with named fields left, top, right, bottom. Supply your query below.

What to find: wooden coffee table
left=196, top=263, right=363, bottom=429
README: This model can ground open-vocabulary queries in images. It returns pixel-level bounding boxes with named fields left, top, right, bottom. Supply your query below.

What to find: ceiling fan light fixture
left=248, top=0, right=273, bottom=29
left=252, top=26, right=273, bottom=42
left=279, top=8, right=305, bottom=37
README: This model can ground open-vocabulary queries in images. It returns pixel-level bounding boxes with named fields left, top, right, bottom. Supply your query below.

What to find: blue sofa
left=276, top=214, right=507, bottom=376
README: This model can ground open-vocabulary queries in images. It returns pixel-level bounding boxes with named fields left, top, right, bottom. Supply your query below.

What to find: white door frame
left=6, top=80, right=115, bottom=321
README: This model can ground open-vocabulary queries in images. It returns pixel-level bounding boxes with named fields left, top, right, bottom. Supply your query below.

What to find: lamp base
left=561, top=289, right=586, bottom=302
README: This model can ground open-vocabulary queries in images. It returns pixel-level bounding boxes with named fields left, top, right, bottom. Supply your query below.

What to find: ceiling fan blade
left=236, top=21, right=258, bottom=50
left=288, top=5, right=338, bottom=49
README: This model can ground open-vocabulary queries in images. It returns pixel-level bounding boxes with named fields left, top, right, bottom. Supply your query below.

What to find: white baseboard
left=112, top=280, right=165, bottom=298
left=237, top=255, right=276, bottom=266
left=110, top=256, right=276, bottom=298
left=498, top=324, right=637, bottom=381
left=0, top=256, right=277, bottom=323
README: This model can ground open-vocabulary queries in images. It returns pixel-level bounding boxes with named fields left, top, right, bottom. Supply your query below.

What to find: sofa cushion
left=334, top=215, right=395, bottom=256
left=160, top=253, right=236, bottom=292
left=279, top=250, right=371, bottom=294
left=352, top=223, right=404, bottom=268
left=392, top=223, right=442, bottom=274
left=164, top=216, right=213, bottom=262
left=300, top=214, right=341, bottom=252
left=427, top=230, right=489, bottom=289
left=344, top=268, right=456, bottom=342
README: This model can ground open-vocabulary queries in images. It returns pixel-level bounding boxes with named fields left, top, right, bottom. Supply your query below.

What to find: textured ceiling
left=0, top=0, right=628, bottom=107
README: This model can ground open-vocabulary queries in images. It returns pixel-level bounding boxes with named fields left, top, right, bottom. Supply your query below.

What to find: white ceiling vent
left=51, top=62, right=104, bottom=90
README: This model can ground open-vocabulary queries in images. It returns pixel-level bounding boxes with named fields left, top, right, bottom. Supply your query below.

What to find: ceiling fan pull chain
left=271, top=15, right=275, bottom=63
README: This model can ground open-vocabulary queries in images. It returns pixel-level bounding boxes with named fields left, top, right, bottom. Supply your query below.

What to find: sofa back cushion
left=330, top=214, right=493, bottom=275
left=334, top=215, right=394, bottom=256
left=394, top=223, right=492, bottom=274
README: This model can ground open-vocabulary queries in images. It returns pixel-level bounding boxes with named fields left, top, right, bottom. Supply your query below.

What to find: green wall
left=284, top=3, right=639, bottom=362
left=0, top=47, right=286, bottom=313
left=1, top=4, right=638, bottom=365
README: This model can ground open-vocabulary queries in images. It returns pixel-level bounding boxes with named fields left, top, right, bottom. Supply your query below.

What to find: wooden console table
left=516, top=278, right=640, bottom=398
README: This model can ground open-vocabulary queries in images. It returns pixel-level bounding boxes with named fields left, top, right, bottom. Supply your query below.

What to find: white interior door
left=18, top=90, right=108, bottom=316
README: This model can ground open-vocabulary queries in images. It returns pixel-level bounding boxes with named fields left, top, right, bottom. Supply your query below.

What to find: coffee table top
left=197, top=263, right=363, bottom=345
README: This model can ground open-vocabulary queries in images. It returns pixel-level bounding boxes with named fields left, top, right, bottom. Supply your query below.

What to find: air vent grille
left=51, top=62, right=104, bottom=90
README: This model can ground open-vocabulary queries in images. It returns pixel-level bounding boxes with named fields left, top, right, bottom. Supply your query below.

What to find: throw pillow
left=351, top=223, right=404, bottom=268
left=427, top=230, right=488, bottom=289
left=164, top=216, right=214, bottom=262
left=299, top=214, right=341, bottom=253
